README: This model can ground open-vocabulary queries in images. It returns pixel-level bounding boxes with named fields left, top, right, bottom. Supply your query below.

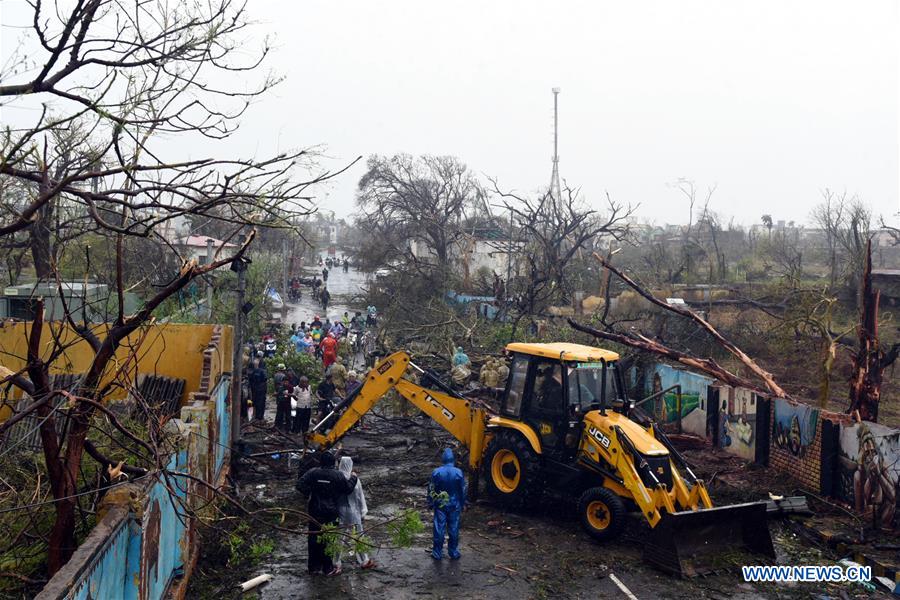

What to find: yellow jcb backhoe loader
left=307, top=343, right=775, bottom=576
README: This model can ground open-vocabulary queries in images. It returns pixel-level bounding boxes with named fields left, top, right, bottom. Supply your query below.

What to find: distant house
left=871, top=228, right=899, bottom=249
left=408, top=227, right=523, bottom=279
left=156, top=214, right=191, bottom=243
left=872, top=269, right=900, bottom=306
left=0, top=281, right=139, bottom=322
left=177, top=236, right=237, bottom=264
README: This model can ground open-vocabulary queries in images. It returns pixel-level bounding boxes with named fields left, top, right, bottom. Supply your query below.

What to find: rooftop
left=505, top=342, right=620, bottom=362
left=179, top=235, right=237, bottom=248
left=3, top=281, right=108, bottom=297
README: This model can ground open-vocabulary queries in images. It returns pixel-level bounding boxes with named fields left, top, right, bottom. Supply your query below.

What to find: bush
left=264, top=351, right=323, bottom=393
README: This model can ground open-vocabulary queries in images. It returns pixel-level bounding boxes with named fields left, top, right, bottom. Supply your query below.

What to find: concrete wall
left=836, top=420, right=900, bottom=529
left=35, top=328, right=233, bottom=600
left=716, top=385, right=760, bottom=461
left=767, top=398, right=849, bottom=493
left=41, top=506, right=140, bottom=600
left=641, top=361, right=900, bottom=523
left=0, top=322, right=232, bottom=407
left=643, top=363, right=713, bottom=436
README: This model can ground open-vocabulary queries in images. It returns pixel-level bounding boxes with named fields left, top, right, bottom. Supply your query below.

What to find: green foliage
left=429, top=490, right=450, bottom=509
left=350, top=527, right=376, bottom=557
left=249, top=538, right=276, bottom=561
left=318, top=522, right=377, bottom=562
left=263, top=351, right=323, bottom=392
left=317, top=509, right=424, bottom=561
left=225, top=522, right=275, bottom=565
left=318, top=522, right=345, bottom=561
left=387, top=509, right=425, bottom=548
left=225, top=522, right=250, bottom=564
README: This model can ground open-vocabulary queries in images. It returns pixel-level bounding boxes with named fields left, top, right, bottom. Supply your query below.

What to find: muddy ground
left=187, top=412, right=889, bottom=600
left=187, top=266, right=889, bottom=599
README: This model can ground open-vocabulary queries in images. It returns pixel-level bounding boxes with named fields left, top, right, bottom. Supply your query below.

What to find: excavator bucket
left=642, top=501, right=775, bottom=577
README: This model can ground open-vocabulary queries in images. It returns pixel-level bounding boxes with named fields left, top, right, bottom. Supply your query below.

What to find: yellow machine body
left=307, top=346, right=774, bottom=576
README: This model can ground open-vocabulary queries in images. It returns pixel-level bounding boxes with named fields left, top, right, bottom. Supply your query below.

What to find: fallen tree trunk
left=567, top=319, right=768, bottom=395
left=592, top=253, right=788, bottom=398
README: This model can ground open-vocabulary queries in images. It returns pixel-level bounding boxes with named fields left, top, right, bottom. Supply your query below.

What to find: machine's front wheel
left=578, top=486, right=626, bottom=542
left=483, top=430, right=541, bottom=505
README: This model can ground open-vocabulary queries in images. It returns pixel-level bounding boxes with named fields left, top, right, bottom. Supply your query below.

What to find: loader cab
left=500, top=343, right=627, bottom=460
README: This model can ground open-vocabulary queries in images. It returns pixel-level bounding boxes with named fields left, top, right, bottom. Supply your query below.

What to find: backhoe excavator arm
left=307, top=351, right=488, bottom=471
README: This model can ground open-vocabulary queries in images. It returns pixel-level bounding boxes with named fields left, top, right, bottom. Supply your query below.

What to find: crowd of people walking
left=243, top=261, right=470, bottom=580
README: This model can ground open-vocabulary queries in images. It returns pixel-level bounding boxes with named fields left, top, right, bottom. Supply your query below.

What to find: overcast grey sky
left=3, top=0, right=899, bottom=226
left=226, top=0, right=898, bottom=227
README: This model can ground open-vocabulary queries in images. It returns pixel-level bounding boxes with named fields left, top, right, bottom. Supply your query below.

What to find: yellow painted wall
left=0, top=322, right=233, bottom=409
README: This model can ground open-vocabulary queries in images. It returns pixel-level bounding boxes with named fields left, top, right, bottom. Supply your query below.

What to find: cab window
left=569, top=362, right=620, bottom=410
left=532, top=360, right=565, bottom=415
left=502, top=355, right=528, bottom=417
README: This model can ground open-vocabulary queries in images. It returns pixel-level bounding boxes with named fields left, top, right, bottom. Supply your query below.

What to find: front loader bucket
left=642, top=501, right=775, bottom=577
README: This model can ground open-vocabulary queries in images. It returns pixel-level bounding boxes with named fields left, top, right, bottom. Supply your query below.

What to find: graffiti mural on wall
left=837, top=421, right=900, bottom=529
left=773, top=400, right=819, bottom=457
left=644, top=364, right=711, bottom=437
left=722, top=387, right=757, bottom=461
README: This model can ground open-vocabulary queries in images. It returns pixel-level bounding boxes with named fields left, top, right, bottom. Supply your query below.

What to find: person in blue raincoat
left=451, top=347, right=470, bottom=368
left=428, top=448, right=467, bottom=560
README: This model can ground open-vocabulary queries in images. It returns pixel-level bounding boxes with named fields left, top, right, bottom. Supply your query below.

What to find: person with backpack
left=296, top=451, right=358, bottom=576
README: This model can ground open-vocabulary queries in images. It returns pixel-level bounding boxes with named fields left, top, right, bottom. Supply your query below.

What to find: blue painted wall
left=214, top=375, right=231, bottom=480
left=72, top=517, right=131, bottom=600
left=48, top=374, right=231, bottom=600
left=643, top=363, right=714, bottom=437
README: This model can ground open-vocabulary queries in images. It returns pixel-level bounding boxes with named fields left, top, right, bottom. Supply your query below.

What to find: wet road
left=245, top=424, right=783, bottom=600
left=234, top=264, right=853, bottom=600
left=281, top=265, right=371, bottom=328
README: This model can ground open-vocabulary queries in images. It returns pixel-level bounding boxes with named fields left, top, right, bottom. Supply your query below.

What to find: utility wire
left=0, top=474, right=154, bottom=515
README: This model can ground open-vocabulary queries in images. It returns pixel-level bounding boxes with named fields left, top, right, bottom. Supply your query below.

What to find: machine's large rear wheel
left=483, top=430, right=541, bottom=505
left=578, top=486, right=626, bottom=542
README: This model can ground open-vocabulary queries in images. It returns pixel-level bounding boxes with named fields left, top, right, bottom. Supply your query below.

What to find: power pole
left=505, top=205, right=513, bottom=313
left=282, top=236, right=289, bottom=294
left=205, top=237, right=215, bottom=318
left=281, top=235, right=289, bottom=320
left=230, top=250, right=249, bottom=444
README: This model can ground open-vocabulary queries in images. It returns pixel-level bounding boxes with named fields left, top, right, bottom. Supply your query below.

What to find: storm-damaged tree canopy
left=356, top=154, right=483, bottom=279
left=492, top=182, right=634, bottom=319
left=0, top=0, right=346, bottom=581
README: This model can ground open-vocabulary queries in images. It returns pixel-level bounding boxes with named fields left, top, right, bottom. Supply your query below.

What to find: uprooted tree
left=569, top=253, right=789, bottom=399
left=847, top=241, right=900, bottom=422
left=0, top=0, right=350, bottom=578
left=571, top=242, right=899, bottom=424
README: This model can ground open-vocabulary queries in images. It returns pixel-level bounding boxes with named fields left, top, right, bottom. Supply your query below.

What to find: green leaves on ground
left=317, top=509, right=424, bottom=561
left=387, top=509, right=425, bottom=547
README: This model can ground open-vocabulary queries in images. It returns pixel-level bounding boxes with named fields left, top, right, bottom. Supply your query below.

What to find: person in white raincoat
left=335, top=456, right=376, bottom=571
